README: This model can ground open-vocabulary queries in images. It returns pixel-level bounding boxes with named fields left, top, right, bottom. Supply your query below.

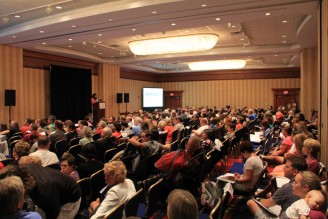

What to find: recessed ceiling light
left=68, top=38, right=72, bottom=41
left=12, top=36, right=16, bottom=38
left=98, top=33, right=102, bottom=36
left=42, top=42, right=46, bottom=45
left=108, top=18, right=113, bottom=22
left=274, top=54, right=278, bottom=56
left=14, top=15, right=20, bottom=18
left=282, top=35, right=287, bottom=38
left=156, top=61, right=160, bottom=63
left=282, top=40, right=287, bottom=43
left=110, top=56, right=114, bottom=58
left=215, top=18, right=220, bottom=21
left=68, top=45, right=72, bottom=48
left=71, top=25, right=76, bottom=28
left=201, top=4, right=207, bottom=7
left=40, top=30, right=44, bottom=34
left=265, top=12, right=271, bottom=16
left=171, top=23, right=176, bottom=26
left=132, top=29, right=136, bottom=31
left=152, top=11, right=157, bottom=14
left=98, top=52, right=102, bottom=55
left=232, top=25, right=236, bottom=28
left=282, top=20, right=288, bottom=23
left=240, top=38, right=244, bottom=41
left=97, top=41, right=102, bottom=43
left=55, top=6, right=62, bottom=9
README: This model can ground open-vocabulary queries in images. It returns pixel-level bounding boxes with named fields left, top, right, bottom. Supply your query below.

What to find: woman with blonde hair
left=167, top=189, right=198, bottom=219
left=90, top=160, right=136, bottom=219
left=302, top=138, right=321, bottom=175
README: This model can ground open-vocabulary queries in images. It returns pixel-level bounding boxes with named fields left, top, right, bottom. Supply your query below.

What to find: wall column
left=300, top=47, right=319, bottom=119
left=98, top=63, right=121, bottom=119
left=0, top=45, right=25, bottom=126
left=319, top=0, right=328, bottom=166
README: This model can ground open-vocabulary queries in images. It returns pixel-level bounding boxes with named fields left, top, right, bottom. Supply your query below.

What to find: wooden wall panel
left=119, top=79, right=158, bottom=113
left=0, top=45, right=25, bottom=126
left=159, top=78, right=300, bottom=109
left=98, top=64, right=120, bottom=118
left=301, top=48, right=319, bottom=119
left=22, top=68, right=50, bottom=120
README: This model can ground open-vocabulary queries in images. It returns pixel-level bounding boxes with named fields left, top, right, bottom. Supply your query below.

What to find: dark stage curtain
left=50, top=65, right=91, bottom=122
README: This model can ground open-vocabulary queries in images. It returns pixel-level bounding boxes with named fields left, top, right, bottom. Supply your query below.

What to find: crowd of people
left=0, top=105, right=326, bottom=219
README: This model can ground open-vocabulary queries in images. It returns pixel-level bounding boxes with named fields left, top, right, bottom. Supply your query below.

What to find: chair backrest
left=1, top=158, right=14, bottom=166
left=68, top=144, right=82, bottom=157
left=77, top=178, right=91, bottom=212
left=209, top=191, right=231, bottom=219
left=171, top=129, right=179, bottom=142
left=117, top=143, right=127, bottom=152
left=45, top=162, right=60, bottom=170
left=12, top=132, right=23, bottom=137
left=104, top=148, right=118, bottom=163
left=92, top=133, right=101, bottom=141
left=170, top=140, right=179, bottom=151
left=159, top=132, right=168, bottom=144
left=90, top=169, right=106, bottom=201
left=179, top=136, right=188, bottom=150
left=125, top=188, right=144, bottom=217
left=103, top=201, right=125, bottom=219
left=319, top=162, right=327, bottom=180
left=55, top=139, right=69, bottom=158
left=69, top=137, right=80, bottom=147
left=251, top=161, right=268, bottom=195
left=145, top=152, right=162, bottom=177
left=9, top=136, right=21, bottom=144
left=144, top=178, right=164, bottom=219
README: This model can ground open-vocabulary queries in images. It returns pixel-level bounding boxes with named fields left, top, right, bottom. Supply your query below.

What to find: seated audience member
left=167, top=189, right=198, bottom=219
left=29, top=133, right=40, bottom=153
left=77, top=120, right=88, bottom=138
left=89, top=161, right=136, bottom=219
left=191, top=118, right=210, bottom=137
left=22, top=123, right=41, bottom=143
left=111, top=122, right=122, bottom=141
left=47, top=115, right=56, bottom=134
left=0, top=176, right=42, bottom=219
left=235, top=116, right=245, bottom=130
left=0, top=164, right=81, bottom=219
left=36, top=119, right=48, bottom=136
left=79, top=127, right=94, bottom=146
left=29, top=136, right=59, bottom=166
left=225, top=141, right=263, bottom=194
left=95, top=121, right=107, bottom=135
left=13, top=140, right=31, bottom=161
left=282, top=190, right=326, bottom=219
left=247, top=156, right=308, bottom=218
left=155, top=135, right=203, bottom=196
left=20, top=118, right=32, bottom=135
left=269, top=126, right=293, bottom=156
left=94, top=127, right=117, bottom=162
left=66, top=123, right=78, bottom=144
left=77, top=143, right=104, bottom=179
left=60, top=152, right=80, bottom=182
left=18, top=155, right=42, bottom=166
left=0, top=120, right=20, bottom=138
left=302, top=138, right=321, bottom=175
left=262, top=133, right=306, bottom=166
left=128, top=130, right=170, bottom=169
left=131, top=117, right=142, bottom=136
left=161, top=118, right=175, bottom=143
left=49, top=120, right=67, bottom=145
left=260, top=119, right=272, bottom=142
left=281, top=171, right=325, bottom=219
left=224, top=123, right=236, bottom=141
left=121, top=121, right=132, bottom=137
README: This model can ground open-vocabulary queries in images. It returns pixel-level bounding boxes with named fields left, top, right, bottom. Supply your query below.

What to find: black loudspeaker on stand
left=4, top=89, right=16, bottom=126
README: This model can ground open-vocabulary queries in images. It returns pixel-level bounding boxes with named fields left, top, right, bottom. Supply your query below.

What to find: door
left=164, top=91, right=183, bottom=109
left=272, top=88, right=300, bottom=110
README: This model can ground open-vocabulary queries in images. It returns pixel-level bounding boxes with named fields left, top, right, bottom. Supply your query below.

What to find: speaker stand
left=8, top=105, right=12, bottom=127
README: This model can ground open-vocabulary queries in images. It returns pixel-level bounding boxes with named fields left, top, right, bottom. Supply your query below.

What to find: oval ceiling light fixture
left=129, top=34, right=218, bottom=55
left=188, top=59, right=246, bottom=70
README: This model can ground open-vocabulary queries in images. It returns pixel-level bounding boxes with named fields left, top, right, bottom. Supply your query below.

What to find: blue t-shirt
left=3, top=211, right=42, bottom=219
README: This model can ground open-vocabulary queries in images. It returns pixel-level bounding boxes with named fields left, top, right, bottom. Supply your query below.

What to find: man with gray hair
left=131, top=117, right=142, bottom=136
left=0, top=176, right=42, bottom=218
left=94, top=127, right=117, bottom=162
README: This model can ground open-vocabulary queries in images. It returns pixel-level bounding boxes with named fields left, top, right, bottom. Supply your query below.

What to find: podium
left=93, top=102, right=105, bottom=123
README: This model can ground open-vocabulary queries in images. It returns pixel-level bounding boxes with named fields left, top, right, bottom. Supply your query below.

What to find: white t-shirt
left=29, top=149, right=59, bottom=166
left=286, top=199, right=310, bottom=218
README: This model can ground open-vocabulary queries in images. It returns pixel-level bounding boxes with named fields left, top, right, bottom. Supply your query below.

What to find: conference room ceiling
left=0, top=0, right=319, bottom=73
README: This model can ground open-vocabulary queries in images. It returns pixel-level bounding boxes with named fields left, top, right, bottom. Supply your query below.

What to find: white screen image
left=142, top=88, right=163, bottom=108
